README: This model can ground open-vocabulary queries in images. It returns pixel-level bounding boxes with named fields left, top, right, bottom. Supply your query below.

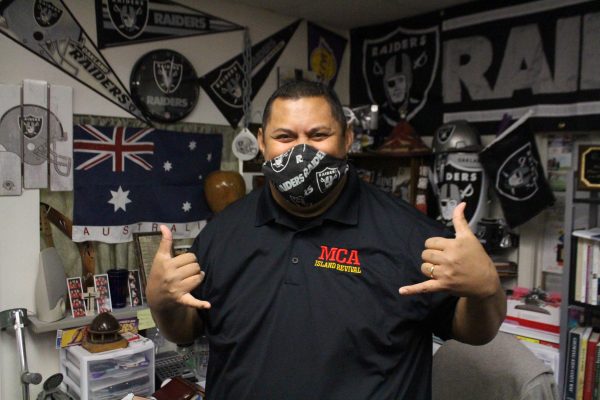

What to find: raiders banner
left=0, top=0, right=150, bottom=124
left=307, top=22, right=347, bottom=88
left=479, top=122, right=555, bottom=228
left=350, top=13, right=442, bottom=137
left=95, top=0, right=243, bottom=49
left=441, top=0, right=600, bottom=132
left=199, top=20, right=301, bottom=129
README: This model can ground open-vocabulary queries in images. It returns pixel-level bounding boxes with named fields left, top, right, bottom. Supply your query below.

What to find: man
left=146, top=81, right=506, bottom=399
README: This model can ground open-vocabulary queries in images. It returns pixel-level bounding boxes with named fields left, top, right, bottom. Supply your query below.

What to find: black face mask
left=262, top=144, right=348, bottom=207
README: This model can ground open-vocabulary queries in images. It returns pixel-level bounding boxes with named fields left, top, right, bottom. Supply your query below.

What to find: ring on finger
left=428, top=264, right=436, bottom=279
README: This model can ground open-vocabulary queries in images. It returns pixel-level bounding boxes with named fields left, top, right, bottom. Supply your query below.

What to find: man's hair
left=262, top=80, right=347, bottom=133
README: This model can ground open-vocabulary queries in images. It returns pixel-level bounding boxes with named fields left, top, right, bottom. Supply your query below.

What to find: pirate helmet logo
left=107, top=0, right=149, bottom=39
left=269, top=147, right=293, bottom=173
left=34, top=0, right=63, bottom=27
left=497, top=143, right=539, bottom=201
left=362, top=25, right=439, bottom=125
left=153, top=58, right=183, bottom=94
left=210, top=61, right=244, bottom=108
left=19, top=115, right=43, bottom=139
left=316, top=166, right=341, bottom=193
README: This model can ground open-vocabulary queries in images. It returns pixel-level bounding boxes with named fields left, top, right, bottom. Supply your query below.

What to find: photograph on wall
left=546, top=134, right=573, bottom=192
left=94, top=273, right=112, bottom=313
left=67, top=277, right=86, bottom=318
left=128, top=270, right=143, bottom=307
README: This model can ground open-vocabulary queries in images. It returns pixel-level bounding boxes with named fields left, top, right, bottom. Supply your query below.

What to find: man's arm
left=146, top=225, right=211, bottom=344
left=399, top=202, right=506, bottom=345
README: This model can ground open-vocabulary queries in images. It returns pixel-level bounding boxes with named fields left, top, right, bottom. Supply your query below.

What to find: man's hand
left=399, top=202, right=500, bottom=299
left=145, top=225, right=211, bottom=311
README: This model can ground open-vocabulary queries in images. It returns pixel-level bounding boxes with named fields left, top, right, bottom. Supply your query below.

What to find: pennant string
left=241, top=28, right=252, bottom=129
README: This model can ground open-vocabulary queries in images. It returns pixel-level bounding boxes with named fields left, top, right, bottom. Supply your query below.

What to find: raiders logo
left=497, top=143, right=539, bottom=201
left=34, top=0, right=63, bottom=28
left=19, top=115, right=43, bottom=139
left=209, top=61, right=244, bottom=108
left=269, top=147, right=293, bottom=173
left=362, top=25, right=439, bottom=126
left=437, top=125, right=454, bottom=143
left=316, top=167, right=341, bottom=193
left=154, top=59, right=183, bottom=94
left=107, top=0, right=149, bottom=39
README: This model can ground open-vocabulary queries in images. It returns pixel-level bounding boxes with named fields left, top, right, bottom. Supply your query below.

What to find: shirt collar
left=255, top=165, right=360, bottom=228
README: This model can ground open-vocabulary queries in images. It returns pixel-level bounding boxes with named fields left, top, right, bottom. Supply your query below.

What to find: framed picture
left=128, top=270, right=143, bottom=307
left=94, top=273, right=112, bottom=313
left=133, top=232, right=164, bottom=293
left=578, top=145, right=600, bottom=190
left=66, top=277, right=86, bottom=318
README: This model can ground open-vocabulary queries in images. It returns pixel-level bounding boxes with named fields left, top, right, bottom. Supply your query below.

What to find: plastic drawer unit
left=60, top=337, right=155, bottom=400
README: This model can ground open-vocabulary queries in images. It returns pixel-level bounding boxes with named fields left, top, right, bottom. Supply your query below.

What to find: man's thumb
left=157, top=225, right=173, bottom=256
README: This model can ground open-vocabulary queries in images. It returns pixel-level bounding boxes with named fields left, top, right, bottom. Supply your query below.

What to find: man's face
left=385, top=73, right=408, bottom=104
left=258, top=97, right=353, bottom=160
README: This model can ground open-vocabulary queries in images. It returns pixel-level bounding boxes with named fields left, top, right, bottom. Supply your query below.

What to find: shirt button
left=291, top=257, right=299, bottom=264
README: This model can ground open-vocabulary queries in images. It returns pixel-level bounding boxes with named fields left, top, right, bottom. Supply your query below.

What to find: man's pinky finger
left=399, top=281, right=439, bottom=296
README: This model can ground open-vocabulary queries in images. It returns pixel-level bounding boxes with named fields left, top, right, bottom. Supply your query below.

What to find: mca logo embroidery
left=107, top=0, right=149, bottom=39
left=316, top=167, right=340, bottom=193
left=19, top=115, right=43, bottom=139
left=314, top=245, right=362, bottom=274
left=34, top=0, right=62, bottom=27
left=154, top=58, right=183, bottom=94
left=497, top=143, right=539, bottom=201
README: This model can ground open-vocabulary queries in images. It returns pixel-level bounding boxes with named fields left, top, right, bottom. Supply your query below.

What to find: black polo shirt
left=192, top=166, right=458, bottom=400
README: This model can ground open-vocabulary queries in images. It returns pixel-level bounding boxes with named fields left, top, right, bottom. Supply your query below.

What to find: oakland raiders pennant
left=199, top=20, right=301, bottom=129
left=0, top=0, right=150, bottom=124
left=307, top=22, right=347, bottom=88
left=95, top=0, right=243, bottom=49
left=479, top=123, right=555, bottom=228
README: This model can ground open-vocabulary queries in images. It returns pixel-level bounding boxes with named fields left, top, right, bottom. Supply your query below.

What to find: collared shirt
left=192, top=166, right=458, bottom=400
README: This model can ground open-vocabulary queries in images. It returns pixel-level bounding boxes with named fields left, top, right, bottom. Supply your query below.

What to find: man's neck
left=269, top=175, right=348, bottom=219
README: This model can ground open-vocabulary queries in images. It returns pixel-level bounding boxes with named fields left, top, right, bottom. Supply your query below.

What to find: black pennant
left=0, top=0, right=151, bottom=124
left=95, top=0, right=244, bottom=49
left=199, top=20, right=301, bottom=129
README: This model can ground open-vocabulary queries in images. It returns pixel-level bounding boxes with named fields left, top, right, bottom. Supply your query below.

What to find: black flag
left=479, top=123, right=555, bottom=228
left=199, top=20, right=301, bottom=128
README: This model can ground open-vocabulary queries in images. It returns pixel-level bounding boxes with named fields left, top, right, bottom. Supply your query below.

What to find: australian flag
left=72, top=125, right=222, bottom=243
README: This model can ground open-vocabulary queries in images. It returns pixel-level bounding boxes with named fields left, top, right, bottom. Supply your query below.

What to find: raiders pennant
left=95, top=0, right=243, bottom=48
left=0, top=0, right=150, bottom=124
left=199, top=20, right=301, bottom=129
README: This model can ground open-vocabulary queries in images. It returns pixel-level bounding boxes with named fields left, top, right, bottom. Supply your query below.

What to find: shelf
left=573, top=198, right=600, bottom=204
left=28, top=305, right=148, bottom=334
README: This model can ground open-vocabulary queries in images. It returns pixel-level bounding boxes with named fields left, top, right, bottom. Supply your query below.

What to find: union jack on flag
left=73, top=124, right=223, bottom=243
left=74, top=125, right=155, bottom=172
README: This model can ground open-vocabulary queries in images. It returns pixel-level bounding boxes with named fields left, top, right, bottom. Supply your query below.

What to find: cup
left=107, top=268, right=129, bottom=308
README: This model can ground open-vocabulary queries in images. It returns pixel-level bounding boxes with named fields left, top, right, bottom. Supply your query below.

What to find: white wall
left=0, top=2, right=349, bottom=399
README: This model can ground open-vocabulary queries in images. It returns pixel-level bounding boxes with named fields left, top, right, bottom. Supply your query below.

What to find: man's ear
left=257, top=127, right=265, bottom=155
left=344, top=126, right=354, bottom=154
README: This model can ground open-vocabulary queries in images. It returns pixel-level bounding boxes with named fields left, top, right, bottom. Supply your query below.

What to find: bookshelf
left=559, top=164, right=600, bottom=394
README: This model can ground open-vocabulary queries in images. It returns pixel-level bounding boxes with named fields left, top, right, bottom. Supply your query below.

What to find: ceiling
left=229, top=0, right=475, bottom=30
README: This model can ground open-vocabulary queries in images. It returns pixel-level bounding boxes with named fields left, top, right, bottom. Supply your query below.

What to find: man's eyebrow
left=270, top=128, right=296, bottom=135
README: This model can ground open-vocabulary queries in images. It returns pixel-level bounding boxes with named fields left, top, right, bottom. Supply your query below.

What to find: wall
left=0, top=1, right=349, bottom=399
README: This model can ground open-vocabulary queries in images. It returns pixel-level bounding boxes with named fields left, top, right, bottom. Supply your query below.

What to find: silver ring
left=429, top=264, right=435, bottom=279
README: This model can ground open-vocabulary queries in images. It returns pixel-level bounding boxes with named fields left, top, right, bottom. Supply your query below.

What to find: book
left=566, top=327, right=584, bottom=400
left=594, top=339, right=600, bottom=400
left=583, top=331, right=600, bottom=400
left=578, top=327, right=594, bottom=400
